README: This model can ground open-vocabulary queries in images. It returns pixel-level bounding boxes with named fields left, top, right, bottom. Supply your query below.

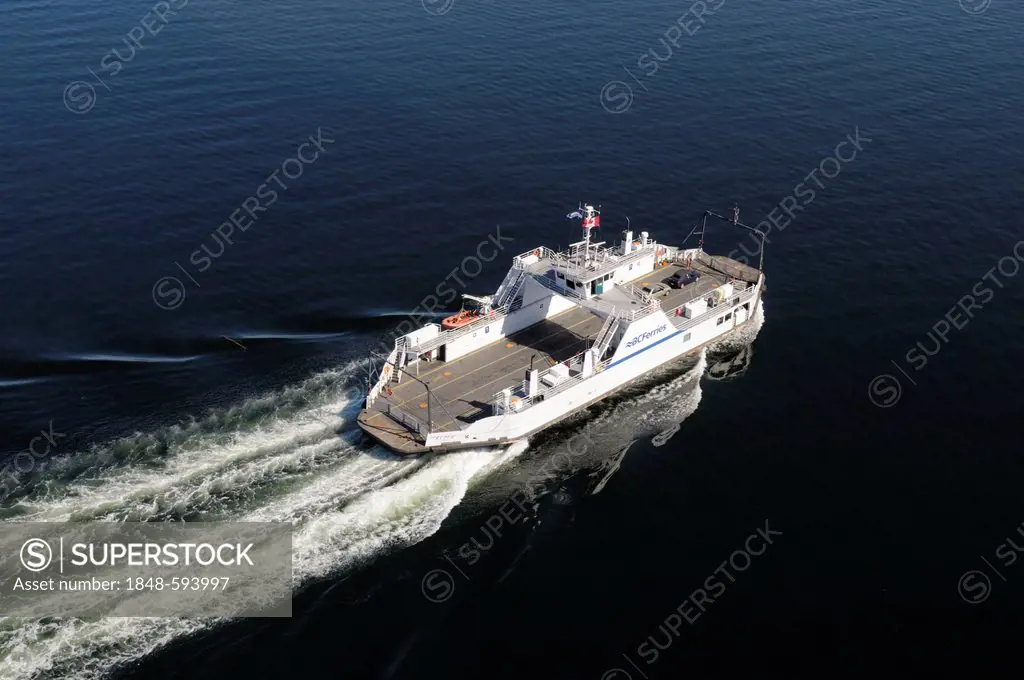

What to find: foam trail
left=9, top=364, right=366, bottom=523
left=580, top=347, right=707, bottom=437
left=514, top=350, right=708, bottom=501
left=291, top=446, right=513, bottom=580
left=608, top=349, right=706, bottom=451
left=18, top=418, right=353, bottom=522
left=246, top=452, right=426, bottom=524
left=89, top=429, right=368, bottom=522
left=0, top=617, right=211, bottom=680
left=0, top=385, right=526, bottom=680
left=0, top=444, right=523, bottom=680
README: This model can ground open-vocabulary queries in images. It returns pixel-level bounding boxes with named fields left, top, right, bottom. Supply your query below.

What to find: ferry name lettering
left=626, top=324, right=668, bottom=348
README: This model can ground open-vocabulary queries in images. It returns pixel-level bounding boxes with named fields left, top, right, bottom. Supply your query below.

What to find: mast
left=566, top=203, right=601, bottom=273
left=583, top=205, right=591, bottom=267
left=581, top=204, right=600, bottom=268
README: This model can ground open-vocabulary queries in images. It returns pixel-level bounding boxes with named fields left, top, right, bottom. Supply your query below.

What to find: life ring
left=533, top=249, right=541, bottom=258
left=383, top=386, right=393, bottom=397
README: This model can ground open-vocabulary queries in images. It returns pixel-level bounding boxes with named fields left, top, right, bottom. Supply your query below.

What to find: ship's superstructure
left=357, top=206, right=766, bottom=454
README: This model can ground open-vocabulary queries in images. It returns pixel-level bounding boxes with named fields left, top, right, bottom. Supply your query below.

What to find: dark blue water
left=2, top=0, right=1023, bottom=677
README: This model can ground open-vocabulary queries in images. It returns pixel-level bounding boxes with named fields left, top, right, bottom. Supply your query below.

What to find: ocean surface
left=1, top=0, right=1023, bottom=677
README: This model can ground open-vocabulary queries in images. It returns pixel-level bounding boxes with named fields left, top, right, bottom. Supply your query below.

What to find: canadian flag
left=582, top=213, right=600, bottom=230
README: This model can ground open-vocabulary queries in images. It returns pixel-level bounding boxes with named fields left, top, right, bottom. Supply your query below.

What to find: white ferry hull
left=357, top=205, right=767, bottom=455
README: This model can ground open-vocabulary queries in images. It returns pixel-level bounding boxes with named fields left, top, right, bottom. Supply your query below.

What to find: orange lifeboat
left=442, top=309, right=481, bottom=329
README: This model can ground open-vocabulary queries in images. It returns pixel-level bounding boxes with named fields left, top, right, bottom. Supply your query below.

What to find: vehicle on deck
left=667, top=270, right=701, bottom=288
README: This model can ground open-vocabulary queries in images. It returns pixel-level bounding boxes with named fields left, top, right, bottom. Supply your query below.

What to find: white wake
left=0, top=362, right=524, bottom=680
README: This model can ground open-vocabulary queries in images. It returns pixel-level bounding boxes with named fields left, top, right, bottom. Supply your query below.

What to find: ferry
left=357, top=205, right=767, bottom=455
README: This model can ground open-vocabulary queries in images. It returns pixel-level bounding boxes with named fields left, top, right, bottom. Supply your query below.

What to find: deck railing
left=525, top=355, right=613, bottom=409
left=620, top=280, right=653, bottom=305
left=530, top=271, right=585, bottom=301
left=623, top=300, right=663, bottom=323
left=383, top=402, right=427, bottom=436
left=366, top=346, right=399, bottom=408
left=667, top=286, right=758, bottom=331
